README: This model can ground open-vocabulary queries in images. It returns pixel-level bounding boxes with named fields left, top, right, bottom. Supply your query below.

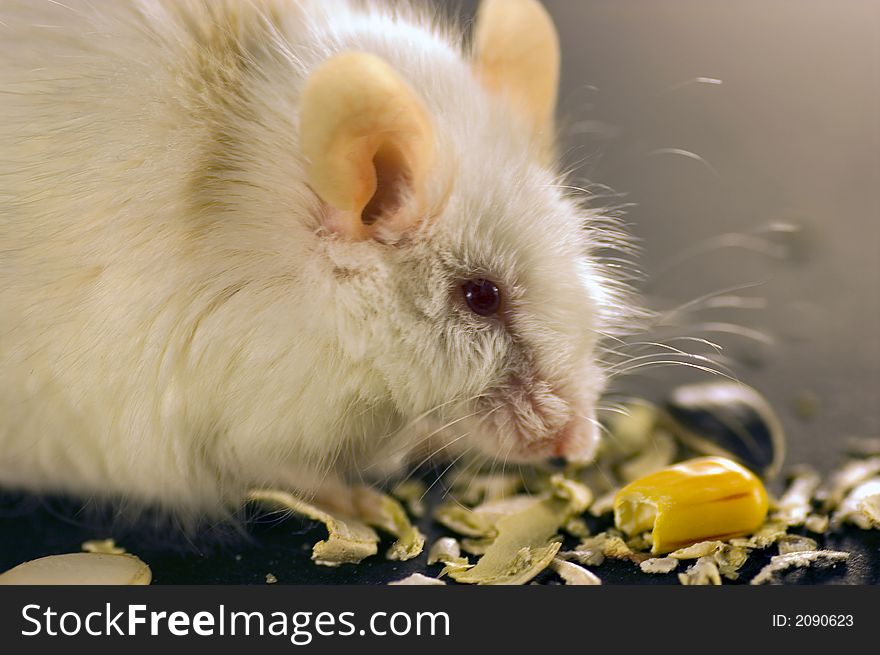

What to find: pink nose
left=553, top=416, right=600, bottom=464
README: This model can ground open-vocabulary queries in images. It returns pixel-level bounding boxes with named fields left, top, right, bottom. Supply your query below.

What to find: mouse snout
left=551, top=412, right=601, bottom=464
left=482, top=379, right=602, bottom=465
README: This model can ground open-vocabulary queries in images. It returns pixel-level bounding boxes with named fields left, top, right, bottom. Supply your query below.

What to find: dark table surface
left=2, top=479, right=879, bottom=585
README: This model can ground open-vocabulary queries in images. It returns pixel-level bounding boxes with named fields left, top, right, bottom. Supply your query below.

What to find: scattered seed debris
left=391, top=480, right=427, bottom=518
left=433, top=495, right=538, bottom=539
left=248, top=489, right=379, bottom=567
left=860, top=495, right=880, bottom=527
left=732, top=520, right=789, bottom=549
left=776, top=535, right=818, bottom=555
left=625, top=532, right=653, bottom=552
left=804, top=514, right=830, bottom=534
left=0, top=553, right=151, bottom=585
left=389, top=573, right=446, bottom=586
left=816, top=457, right=880, bottom=511
left=449, top=476, right=587, bottom=585
left=563, top=517, right=591, bottom=538
left=750, top=550, right=850, bottom=585
left=678, top=556, right=722, bottom=585
left=713, top=544, right=750, bottom=580
left=353, top=485, right=425, bottom=561
left=602, top=535, right=642, bottom=562
left=833, top=478, right=880, bottom=529
left=427, top=537, right=461, bottom=565
left=245, top=386, right=878, bottom=586
left=640, top=557, right=678, bottom=574
left=773, top=467, right=821, bottom=526
left=450, top=473, right=524, bottom=505
left=602, top=399, right=661, bottom=458
left=460, top=537, right=494, bottom=555
left=589, top=489, right=617, bottom=517
left=559, top=551, right=604, bottom=569
left=550, top=558, right=601, bottom=585
left=669, top=541, right=726, bottom=560
left=81, top=539, right=126, bottom=555
left=618, top=431, right=678, bottom=483
left=438, top=557, right=473, bottom=578
left=843, top=436, right=880, bottom=458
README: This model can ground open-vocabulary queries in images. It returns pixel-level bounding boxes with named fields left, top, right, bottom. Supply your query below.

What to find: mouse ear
left=299, top=52, right=435, bottom=241
left=473, top=0, right=560, bottom=162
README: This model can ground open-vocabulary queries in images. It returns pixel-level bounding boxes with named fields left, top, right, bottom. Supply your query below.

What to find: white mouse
left=0, top=0, right=639, bottom=523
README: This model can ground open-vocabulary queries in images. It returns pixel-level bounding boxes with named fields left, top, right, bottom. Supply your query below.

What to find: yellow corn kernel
left=613, top=456, right=769, bottom=554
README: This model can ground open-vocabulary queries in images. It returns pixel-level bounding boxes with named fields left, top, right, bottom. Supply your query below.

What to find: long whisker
left=606, top=359, right=737, bottom=381
left=395, top=393, right=489, bottom=435
left=603, top=351, right=731, bottom=378
left=361, top=406, right=485, bottom=475
left=652, top=282, right=768, bottom=324
left=616, top=337, right=724, bottom=354
left=647, top=235, right=784, bottom=287
left=645, top=147, right=722, bottom=180
left=419, top=444, right=475, bottom=502
left=437, top=408, right=504, bottom=503
left=603, top=341, right=719, bottom=363
left=680, top=322, right=775, bottom=345
left=595, top=404, right=636, bottom=417
left=442, top=454, right=482, bottom=502
left=393, top=423, right=482, bottom=487
left=656, top=76, right=723, bottom=96
left=700, top=296, right=768, bottom=311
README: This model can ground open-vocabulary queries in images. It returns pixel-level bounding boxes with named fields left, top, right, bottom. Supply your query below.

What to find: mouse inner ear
left=299, top=52, right=435, bottom=241
left=361, top=143, right=408, bottom=226
left=472, top=0, right=560, bottom=164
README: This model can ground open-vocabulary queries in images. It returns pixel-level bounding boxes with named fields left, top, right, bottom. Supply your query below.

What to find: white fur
left=0, top=0, right=639, bottom=520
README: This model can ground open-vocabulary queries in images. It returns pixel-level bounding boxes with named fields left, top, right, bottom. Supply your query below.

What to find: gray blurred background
left=460, top=0, right=880, bottom=471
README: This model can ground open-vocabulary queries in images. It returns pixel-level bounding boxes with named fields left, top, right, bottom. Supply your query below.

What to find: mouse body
left=0, top=0, right=638, bottom=521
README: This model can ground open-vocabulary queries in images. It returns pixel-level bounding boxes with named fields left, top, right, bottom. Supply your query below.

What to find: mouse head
left=298, top=0, right=634, bottom=469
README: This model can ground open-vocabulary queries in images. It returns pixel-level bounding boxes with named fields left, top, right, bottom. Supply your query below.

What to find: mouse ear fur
left=473, top=0, right=560, bottom=162
left=300, top=52, right=435, bottom=241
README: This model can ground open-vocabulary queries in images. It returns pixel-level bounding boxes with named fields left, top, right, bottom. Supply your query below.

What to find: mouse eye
left=462, top=279, right=502, bottom=316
